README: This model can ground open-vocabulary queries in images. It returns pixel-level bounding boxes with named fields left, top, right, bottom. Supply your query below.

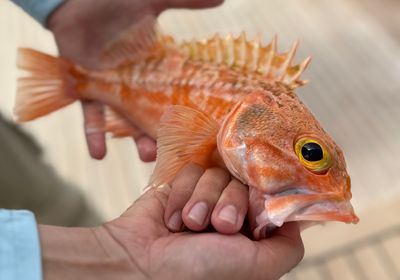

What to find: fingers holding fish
left=82, top=101, right=107, bottom=160
left=162, top=0, right=224, bottom=10
left=165, top=164, right=248, bottom=233
left=181, top=167, right=231, bottom=231
left=211, top=178, right=248, bottom=234
left=164, top=164, right=205, bottom=232
left=134, top=136, right=157, bottom=162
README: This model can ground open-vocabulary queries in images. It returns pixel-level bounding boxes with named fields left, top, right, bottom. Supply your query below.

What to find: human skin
left=164, top=163, right=249, bottom=234
left=39, top=165, right=304, bottom=280
left=47, top=0, right=224, bottom=161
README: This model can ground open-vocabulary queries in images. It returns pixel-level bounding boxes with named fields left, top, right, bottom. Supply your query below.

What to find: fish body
left=15, top=23, right=358, bottom=239
left=78, top=56, right=252, bottom=138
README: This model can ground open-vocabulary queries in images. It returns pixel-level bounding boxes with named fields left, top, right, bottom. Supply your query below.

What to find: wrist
left=39, top=225, right=142, bottom=280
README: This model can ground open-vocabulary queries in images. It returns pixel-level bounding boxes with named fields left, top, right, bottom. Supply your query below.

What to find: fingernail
left=218, top=205, right=238, bottom=225
left=167, top=210, right=182, bottom=231
left=188, top=202, right=208, bottom=226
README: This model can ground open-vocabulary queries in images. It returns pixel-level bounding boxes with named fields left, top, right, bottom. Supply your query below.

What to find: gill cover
left=217, top=90, right=290, bottom=191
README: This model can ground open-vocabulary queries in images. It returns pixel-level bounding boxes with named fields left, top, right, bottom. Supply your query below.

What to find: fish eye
left=302, top=142, right=323, bottom=161
left=294, top=137, right=332, bottom=174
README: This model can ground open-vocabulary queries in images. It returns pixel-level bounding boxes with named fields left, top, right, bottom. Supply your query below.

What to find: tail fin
left=15, top=48, right=77, bottom=122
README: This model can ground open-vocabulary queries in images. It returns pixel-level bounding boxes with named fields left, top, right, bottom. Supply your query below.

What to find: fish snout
left=252, top=188, right=359, bottom=240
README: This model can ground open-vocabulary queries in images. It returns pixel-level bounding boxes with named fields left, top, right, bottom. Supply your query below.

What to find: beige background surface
left=1, top=0, right=399, bottom=279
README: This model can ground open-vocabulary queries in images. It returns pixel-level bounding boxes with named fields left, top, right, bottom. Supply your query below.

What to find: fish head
left=217, top=87, right=358, bottom=239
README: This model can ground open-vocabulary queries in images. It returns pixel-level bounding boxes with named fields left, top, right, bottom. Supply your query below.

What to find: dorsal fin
left=180, top=33, right=311, bottom=89
left=101, top=16, right=175, bottom=67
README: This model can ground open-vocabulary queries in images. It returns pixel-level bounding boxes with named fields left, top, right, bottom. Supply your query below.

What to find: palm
left=150, top=232, right=262, bottom=279
left=109, top=221, right=263, bottom=279
left=105, top=188, right=303, bottom=280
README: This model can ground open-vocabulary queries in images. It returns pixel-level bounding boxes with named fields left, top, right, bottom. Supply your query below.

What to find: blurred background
left=1, top=0, right=399, bottom=279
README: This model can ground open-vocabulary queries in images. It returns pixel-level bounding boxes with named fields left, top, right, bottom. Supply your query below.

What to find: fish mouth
left=252, top=187, right=359, bottom=240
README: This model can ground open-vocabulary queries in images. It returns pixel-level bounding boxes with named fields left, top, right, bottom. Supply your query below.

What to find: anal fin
left=104, top=106, right=139, bottom=138
left=149, top=106, right=220, bottom=187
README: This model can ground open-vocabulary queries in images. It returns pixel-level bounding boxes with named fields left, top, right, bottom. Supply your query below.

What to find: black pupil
left=301, top=143, right=323, bottom=161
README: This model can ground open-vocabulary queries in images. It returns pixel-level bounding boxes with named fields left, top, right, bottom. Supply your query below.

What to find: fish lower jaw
left=252, top=198, right=358, bottom=240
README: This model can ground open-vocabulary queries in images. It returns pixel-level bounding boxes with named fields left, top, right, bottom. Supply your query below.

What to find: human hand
left=105, top=166, right=304, bottom=280
left=46, top=0, right=224, bottom=161
left=163, top=164, right=249, bottom=234
left=39, top=165, right=304, bottom=280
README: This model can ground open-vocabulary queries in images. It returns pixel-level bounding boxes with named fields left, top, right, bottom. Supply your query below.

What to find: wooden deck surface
left=1, top=0, right=399, bottom=278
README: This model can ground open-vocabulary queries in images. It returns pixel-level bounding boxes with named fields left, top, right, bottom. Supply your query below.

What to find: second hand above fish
left=15, top=17, right=359, bottom=239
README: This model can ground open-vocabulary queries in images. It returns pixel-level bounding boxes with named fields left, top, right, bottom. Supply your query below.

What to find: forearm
left=38, top=225, right=142, bottom=280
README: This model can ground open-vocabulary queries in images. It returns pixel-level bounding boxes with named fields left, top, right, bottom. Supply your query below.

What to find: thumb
left=256, top=222, right=304, bottom=279
left=122, top=184, right=172, bottom=226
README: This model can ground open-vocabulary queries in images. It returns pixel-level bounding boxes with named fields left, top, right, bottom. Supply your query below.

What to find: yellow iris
left=294, top=137, right=332, bottom=174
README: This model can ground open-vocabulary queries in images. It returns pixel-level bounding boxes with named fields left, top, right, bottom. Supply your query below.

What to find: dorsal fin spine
left=236, top=31, right=246, bottom=68
left=259, top=35, right=276, bottom=77
left=277, top=41, right=299, bottom=81
left=223, top=33, right=234, bottom=66
left=284, top=56, right=312, bottom=88
left=213, top=34, right=223, bottom=64
left=180, top=32, right=310, bottom=89
left=200, top=40, right=209, bottom=61
left=249, top=33, right=261, bottom=72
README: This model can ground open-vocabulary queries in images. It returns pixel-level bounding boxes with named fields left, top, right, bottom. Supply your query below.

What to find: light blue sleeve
left=10, top=0, right=64, bottom=26
left=0, top=210, right=42, bottom=280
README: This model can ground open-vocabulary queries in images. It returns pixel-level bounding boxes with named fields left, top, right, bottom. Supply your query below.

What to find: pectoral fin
left=149, top=105, right=220, bottom=187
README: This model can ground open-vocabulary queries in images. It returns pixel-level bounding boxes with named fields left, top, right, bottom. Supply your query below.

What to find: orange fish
left=15, top=19, right=358, bottom=239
